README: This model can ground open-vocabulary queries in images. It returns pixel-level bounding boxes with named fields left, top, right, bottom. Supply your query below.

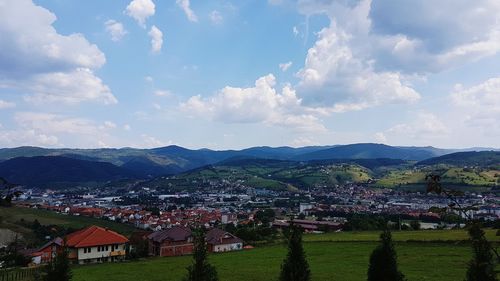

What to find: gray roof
left=147, top=226, right=192, bottom=243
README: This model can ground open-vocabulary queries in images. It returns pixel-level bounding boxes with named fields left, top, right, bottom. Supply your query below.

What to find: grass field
left=304, top=229, right=500, bottom=242
left=0, top=207, right=136, bottom=240
left=73, top=242, right=478, bottom=281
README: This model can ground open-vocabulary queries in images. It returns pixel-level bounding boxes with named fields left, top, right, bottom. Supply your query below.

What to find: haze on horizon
left=0, top=0, right=499, bottom=150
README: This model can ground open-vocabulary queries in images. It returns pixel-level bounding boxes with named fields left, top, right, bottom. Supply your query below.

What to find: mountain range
left=0, top=143, right=498, bottom=187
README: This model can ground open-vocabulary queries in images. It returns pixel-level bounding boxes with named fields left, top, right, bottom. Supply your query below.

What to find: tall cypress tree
left=279, top=224, right=311, bottom=281
left=465, top=223, right=498, bottom=281
left=367, top=229, right=405, bottom=281
left=43, top=246, right=72, bottom=281
left=183, top=229, right=218, bottom=281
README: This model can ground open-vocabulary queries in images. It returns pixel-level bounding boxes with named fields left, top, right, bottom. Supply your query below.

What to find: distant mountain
left=295, top=143, right=442, bottom=161
left=0, top=156, right=136, bottom=186
left=0, top=144, right=497, bottom=181
left=416, top=151, right=500, bottom=167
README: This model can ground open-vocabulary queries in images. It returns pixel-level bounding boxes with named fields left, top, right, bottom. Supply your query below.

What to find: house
left=147, top=227, right=244, bottom=256
left=65, top=225, right=129, bottom=264
left=147, top=226, right=193, bottom=257
left=205, top=228, right=243, bottom=253
left=31, top=237, right=64, bottom=264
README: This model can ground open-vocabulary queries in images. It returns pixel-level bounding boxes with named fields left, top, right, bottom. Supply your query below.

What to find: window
left=106, top=245, right=109, bottom=251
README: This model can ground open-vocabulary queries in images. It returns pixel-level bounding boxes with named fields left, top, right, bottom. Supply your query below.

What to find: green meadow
left=73, top=241, right=478, bottom=281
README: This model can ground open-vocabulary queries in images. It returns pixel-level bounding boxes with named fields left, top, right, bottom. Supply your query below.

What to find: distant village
left=7, top=182, right=500, bottom=266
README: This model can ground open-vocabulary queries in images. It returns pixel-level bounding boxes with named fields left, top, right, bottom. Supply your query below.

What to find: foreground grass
left=304, top=229, right=500, bottom=242
left=73, top=242, right=474, bottom=281
left=0, top=206, right=135, bottom=237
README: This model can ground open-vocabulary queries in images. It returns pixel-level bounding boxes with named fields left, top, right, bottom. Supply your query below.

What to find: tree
left=183, top=229, right=218, bottom=281
left=43, top=245, right=72, bottom=281
left=367, top=229, right=405, bottom=281
left=465, top=223, right=498, bottom=281
left=279, top=224, right=311, bottom=281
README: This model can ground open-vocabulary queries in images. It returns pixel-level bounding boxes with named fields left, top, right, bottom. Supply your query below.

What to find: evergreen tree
left=367, top=229, right=405, bottom=281
left=465, top=223, right=498, bottom=281
left=279, top=224, right=311, bottom=281
left=43, top=245, right=72, bottom=281
left=183, top=229, right=218, bottom=281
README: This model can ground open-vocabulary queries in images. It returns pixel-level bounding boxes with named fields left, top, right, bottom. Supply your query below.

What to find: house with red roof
left=65, top=225, right=129, bottom=264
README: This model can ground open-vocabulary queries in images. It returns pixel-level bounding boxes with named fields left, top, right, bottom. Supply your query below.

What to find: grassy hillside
left=73, top=241, right=481, bottom=281
left=374, top=167, right=499, bottom=189
left=0, top=207, right=136, bottom=242
left=417, top=151, right=500, bottom=168
left=143, top=161, right=374, bottom=191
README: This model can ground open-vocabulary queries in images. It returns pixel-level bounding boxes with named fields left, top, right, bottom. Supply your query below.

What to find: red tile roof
left=65, top=225, right=129, bottom=248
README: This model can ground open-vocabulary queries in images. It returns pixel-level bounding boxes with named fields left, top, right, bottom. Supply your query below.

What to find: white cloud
left=123, top=124, right=132, bottom=131
left=125, top=0, right=155, bottom=28
left=148, top=25, right=163, bottom=53
left=298, top=0, right=500, bottom=74
left=380, top=113, right=450, bottom=145
left=279, top=61, right=292, bottom=72
left=296, top=19, right=420, bottom=111
left=293, top=26, right=299, bottom=37
left=181, top=74, right=327, bottom=133
left=209, top=10, right=223, bottom=25
left=290, top=137, right=318, bottom=147
left=0, top=100, right=15, bottom=109
left=176, top=0, right=198, bottom=22
left=0, top=129, right=59, bottom=147
left=141, top=134, right=170, bottom=148
left=105, top=20, right=128, bottom=42
left=154, top=90, right=172, bottom=97
left=451, top=77, right=500, bottom=136
left=22, top=68, right=117, bottom=105
left=0, top=0, right=115, bottom=105
left=373, top=132, right=387, bottom=144
left=101, top=121, right=117, bottom=130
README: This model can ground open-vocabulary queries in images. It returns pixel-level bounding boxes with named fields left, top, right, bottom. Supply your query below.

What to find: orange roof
left=65, top=225, right=129, bottom=248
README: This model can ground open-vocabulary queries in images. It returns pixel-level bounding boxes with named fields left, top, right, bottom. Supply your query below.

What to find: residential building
left=205, top=228, right=243, bottom=253
left=147, top=226, right=193, bottom=257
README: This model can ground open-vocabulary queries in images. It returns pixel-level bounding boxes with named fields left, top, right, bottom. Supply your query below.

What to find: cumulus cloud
left=181, top=74, right=327, bottom=133
left=125, top=0, right=155, bottom=28
left=378, top=113, right=450, bottom=145
left=451, top=77, right=500, bottom=135
left=148, top=25, right=163, bottom=53
left=298, top=0, right=500, bottom=74
left=0, top=100, right=15, bottom=109
left=296, top=19, right=420, bottom=111
left=176, top=0, right=198, bottom=22
left=209, top=10, right=223, bottom=25
left=22, top=68, right=117, bottom=105
left=105, top=20, right=128, bottom=41
left=279, top=61, right=292, bottom=72
left=141, top=134, right=170, bottom=148
left=154, top=90, right=172, bottom=97
left=0, top=0, right=116, bottom=105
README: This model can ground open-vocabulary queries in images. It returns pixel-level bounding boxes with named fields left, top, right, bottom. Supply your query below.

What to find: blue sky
left=0, top=0, right=499, bottom=149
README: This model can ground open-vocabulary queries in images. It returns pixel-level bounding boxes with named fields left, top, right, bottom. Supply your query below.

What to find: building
left=205, top=228, right=243, bottom=253
left=65, top=225, right=129, bottom=264
left=147, top=226, right=193, bottom=257
left=147, top=227, right=244, bottom=256
left=30, top=237, right=64, bottom=264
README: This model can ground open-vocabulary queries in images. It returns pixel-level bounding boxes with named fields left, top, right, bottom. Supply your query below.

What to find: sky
left=0, top=0, right=499, bottom=150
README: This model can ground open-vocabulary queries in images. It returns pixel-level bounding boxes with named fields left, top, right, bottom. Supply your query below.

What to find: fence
left=0, top=267, right=41, bottom=281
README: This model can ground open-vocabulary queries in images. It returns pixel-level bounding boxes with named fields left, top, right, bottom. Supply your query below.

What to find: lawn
left=73, top=242, right=477, bottom=281
left=304, top=229, right=500, bottom=242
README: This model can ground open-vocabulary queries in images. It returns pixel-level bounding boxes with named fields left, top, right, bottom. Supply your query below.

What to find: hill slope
left=295, top=143, right=440, bottom=161
left=416, top=151, right=500, bottom=167
left=0, top=156, right=136, bottom=186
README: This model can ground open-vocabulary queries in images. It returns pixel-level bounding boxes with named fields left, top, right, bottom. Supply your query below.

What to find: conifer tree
left=279, top=224, right=311, bottom=281
left=183, top=229, right=218, bottom=281
left=367, top=229, right=405, bottom=281
left=465, top=223, right=498, bottom=281
left=43, top=245, right=72, bottom=281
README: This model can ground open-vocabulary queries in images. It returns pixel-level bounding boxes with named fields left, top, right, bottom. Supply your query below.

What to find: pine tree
left=279, top=224, right=311, bottom=281
left=367, top=229, right=405, bottom=281
left=183, top=229, right=218, bottom=281
left=465, top=223, right=498, bottom=281
left=43, top=246, right=72, bottom=281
